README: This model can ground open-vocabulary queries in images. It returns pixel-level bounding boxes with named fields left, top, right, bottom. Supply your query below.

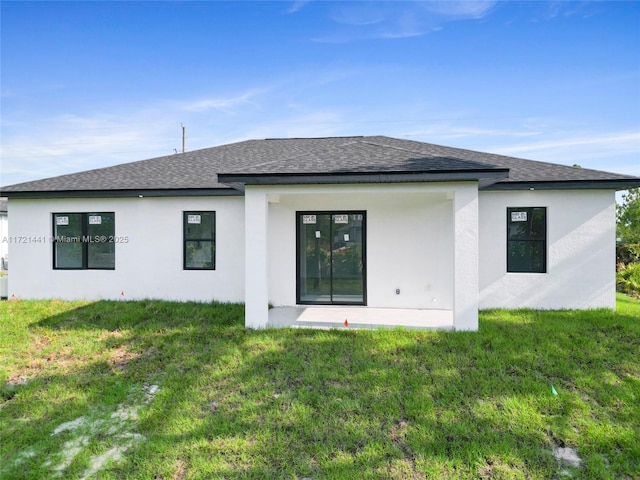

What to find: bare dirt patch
left=31, top=334, right=52, bottom=350
left=108, top=347, right=140, bottom=370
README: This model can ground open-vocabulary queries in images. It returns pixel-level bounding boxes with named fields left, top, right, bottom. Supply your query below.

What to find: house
left=2, top=136, right=639, bottom=330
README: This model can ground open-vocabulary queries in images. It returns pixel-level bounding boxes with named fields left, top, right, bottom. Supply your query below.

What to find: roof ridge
left=264, top=136, right=364, bottom=141
left=357, top=138, right=442, bottom=157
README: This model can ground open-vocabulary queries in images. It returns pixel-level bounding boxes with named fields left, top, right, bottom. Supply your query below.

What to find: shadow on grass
left=2, top=299, right=639, bottom=479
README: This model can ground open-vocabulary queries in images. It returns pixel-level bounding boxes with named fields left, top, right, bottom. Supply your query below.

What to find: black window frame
left=506, top=207, right=547, bottom=273
left=183, top=211, right=216, bottom=270
left=52, top=212, right=115, bottom=270
left=296, top=210, right=367, bottom=306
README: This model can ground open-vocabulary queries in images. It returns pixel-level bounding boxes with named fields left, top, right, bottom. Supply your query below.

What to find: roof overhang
left=482, top=179, right=640, bottom=191
left=0, top=188, right=244, bottom=199
left=218, top=169, right=510, bottom=189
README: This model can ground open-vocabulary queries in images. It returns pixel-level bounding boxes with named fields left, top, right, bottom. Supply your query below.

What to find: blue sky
left=1, top=1, right=639, bottom=187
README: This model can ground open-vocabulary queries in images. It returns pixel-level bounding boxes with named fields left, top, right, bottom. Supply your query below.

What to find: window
left=53, top=213, right=115, bottom=269
left=507, top=207, right=546, bottom=273
left=184, top=211, right=215, bottom=270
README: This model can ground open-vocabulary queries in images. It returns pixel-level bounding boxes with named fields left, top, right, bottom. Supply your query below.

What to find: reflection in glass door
left=297, top=211, right=366, bottom=305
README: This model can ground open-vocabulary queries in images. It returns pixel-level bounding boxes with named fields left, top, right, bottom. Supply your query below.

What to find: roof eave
left=218, top=169, right=510, bottom=186
left=482, top=179, right=640, bottom=191
left=0, top=187, right=243, bottom=199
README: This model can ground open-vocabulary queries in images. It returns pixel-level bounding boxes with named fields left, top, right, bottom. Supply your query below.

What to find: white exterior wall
left=0, top=211, right=7, bottom=268
left=479, top=189, right=616, bottom=310
left=264, top=183, right=456, bottom=312
left=8, top=185, right=616, bottom=326
left=7, top=196, right=245, bottom=302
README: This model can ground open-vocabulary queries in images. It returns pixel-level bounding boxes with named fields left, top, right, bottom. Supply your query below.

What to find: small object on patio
left=551, top=384, right=558, bottom=396
left=344, top=319, right=349, bottom=327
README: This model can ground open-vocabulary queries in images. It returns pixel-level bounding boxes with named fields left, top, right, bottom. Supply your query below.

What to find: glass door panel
left=297, top=212, right=365, bottom=305
left=331, top=214, right=364, bottom=302
left=299, top=214, right=332, bottom=302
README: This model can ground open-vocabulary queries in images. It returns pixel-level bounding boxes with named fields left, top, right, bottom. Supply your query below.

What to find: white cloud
left=493, top=132, right=640, bottom=157
left=181, top=88, right=269, bottom=113
left=314, top=1, right=497, bottom=43
left=0, top=111, right=182, bottom=185
left=401, top=125, right=542, bottom=140
left=489, top=131, right=640, bottom=175
left=394, top=118, right=639, bottom=176
left=422, top=1, right=497, bottom=19
left=328, top=6, right=385, bottom=26
left=0, top=83, right=286, bottom=185
left=283, top=1, right=311, bottom=15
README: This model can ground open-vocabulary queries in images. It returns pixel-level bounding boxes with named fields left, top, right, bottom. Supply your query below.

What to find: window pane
left=185, top=241, right=215, bottom=269
left=88, top=242, right=115, bottom=269
left=185, top=212, right=215, bottom=240
left=507, top=221, right=528, bottom=240
left=55, top=242, right=83, bottom=269
left=507, top=208, right=546, bottom=240
left=87, top=213, right=115, bottom=269
left=299, top=215, right=332, bottom=301
left=331, top=214, right=364, bottom=301
left=54, top=213, right=82, bottom=238
left=54, top=214, right=83, bottom=268
left=508, top=241, right=545, bottom=273
left=87, top=213, right=114, bottom=237
left=529, top=208, right=546, bottom=239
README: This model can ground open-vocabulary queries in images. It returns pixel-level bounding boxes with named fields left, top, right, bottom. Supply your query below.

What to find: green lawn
left=1, top=295, right=638, bottom=479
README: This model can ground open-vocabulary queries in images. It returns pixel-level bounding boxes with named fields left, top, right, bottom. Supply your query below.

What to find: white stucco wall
left=0, top=211, right=7, bottom=268
left=8, top=186, right=616, bottom=321
left=7, top=196, right=245, bottom=302
left=478, top=189, right=616, bottom=310
left=263, top=183, right=456, bottom=311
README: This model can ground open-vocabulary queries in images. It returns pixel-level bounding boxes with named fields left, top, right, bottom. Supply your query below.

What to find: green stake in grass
left=551, top=384, right=558, bottom=396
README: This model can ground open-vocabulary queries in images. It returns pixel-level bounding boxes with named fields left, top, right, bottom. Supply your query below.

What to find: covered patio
left=240, top=182, right=481, bottom=331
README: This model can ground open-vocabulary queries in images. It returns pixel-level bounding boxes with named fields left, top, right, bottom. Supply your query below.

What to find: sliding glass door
left=297, top=211, right=366, bottom=305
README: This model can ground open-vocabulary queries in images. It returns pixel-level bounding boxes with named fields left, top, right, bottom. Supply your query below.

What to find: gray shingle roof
left=220, top=138, right=503, bottom=174
left=2, top=136, right=638, bottom=197
left=363, top=137, right=640, bottom=184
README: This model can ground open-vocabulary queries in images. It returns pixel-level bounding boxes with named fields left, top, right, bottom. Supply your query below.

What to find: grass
left=1, top=296, right=639, bottom=479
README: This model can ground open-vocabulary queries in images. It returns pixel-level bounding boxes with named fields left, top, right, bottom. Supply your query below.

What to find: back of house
left=2, top=136, right=639, bottom=330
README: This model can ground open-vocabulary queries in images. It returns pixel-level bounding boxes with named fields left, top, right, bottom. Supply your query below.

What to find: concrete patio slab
left=267, top=306, right=454, bottom=330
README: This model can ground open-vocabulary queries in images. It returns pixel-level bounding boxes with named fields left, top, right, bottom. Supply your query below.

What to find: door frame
left=296, top=210, right=367, bottom=306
